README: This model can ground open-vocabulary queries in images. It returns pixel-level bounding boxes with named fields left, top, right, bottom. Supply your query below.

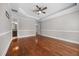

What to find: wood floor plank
left=6, top=35, right=79, bottom=56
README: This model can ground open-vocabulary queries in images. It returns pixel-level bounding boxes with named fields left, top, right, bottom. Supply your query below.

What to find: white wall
left=41, top=10, right=79, bottom=43
left=0, top=4, right=11, bottom=55
left=17, top=16, right=36, bottom=37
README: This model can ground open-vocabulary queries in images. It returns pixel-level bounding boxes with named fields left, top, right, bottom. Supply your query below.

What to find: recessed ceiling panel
left=10, top=3, right=75, bottom=19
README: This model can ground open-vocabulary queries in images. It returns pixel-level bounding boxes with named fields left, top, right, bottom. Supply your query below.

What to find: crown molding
left=19, top=8, right=39, bottom=20
left=41, top=4, right=79, bottom=22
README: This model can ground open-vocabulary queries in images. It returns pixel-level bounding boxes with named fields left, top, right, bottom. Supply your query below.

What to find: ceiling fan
left=33, top=5, right=47, bottom=15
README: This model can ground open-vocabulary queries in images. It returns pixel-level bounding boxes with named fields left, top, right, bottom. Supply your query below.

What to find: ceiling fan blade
left=36, top=5, right=41, bottom=10
left=42, top=11, right=46, bottom=14
left=33, top=10, right=39, bottom=12
left=36, top=5, right=39, bottom=8
left=42, top=7, right=47, bottom=10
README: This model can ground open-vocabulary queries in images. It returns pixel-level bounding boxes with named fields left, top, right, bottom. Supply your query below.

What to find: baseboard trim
left=13, top=34, right=36, bottom=39
left=2, top=31, right=12, bottom=56
left=2, top=38, right=12, bottom=56
left=41, top=34, right=79, bottom=44
left=41, top=30, right=79, bottom=33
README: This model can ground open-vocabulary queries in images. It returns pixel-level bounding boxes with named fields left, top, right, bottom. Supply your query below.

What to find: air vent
left=11, top=9, right=18, bottom=12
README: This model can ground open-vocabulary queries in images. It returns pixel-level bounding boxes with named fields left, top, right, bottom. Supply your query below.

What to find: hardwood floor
left=6, top=35, right=79, bottom=56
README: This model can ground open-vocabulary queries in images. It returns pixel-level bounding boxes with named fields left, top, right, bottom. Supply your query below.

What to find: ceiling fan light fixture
left=33, top=5, right=47, bottom=15
left=38, top=11, right=42, bottom=14
left=35, top=11, right=42, bottom=15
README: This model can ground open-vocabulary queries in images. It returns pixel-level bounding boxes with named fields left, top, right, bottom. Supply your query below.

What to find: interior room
left=0, top=3, right=79, bottom=56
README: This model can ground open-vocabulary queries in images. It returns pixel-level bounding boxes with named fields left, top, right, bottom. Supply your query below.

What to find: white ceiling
left=10, top=3, right=76, bottom=20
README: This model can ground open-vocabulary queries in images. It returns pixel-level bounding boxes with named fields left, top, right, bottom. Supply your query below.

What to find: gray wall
left=41, top=11, right=79, bottom=42
left=17, top=16, right=36, bottom=37
left=36, top=21, right=41, bottom=34
left=0, top=4, right=11, bottom=55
